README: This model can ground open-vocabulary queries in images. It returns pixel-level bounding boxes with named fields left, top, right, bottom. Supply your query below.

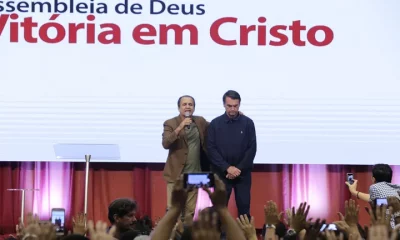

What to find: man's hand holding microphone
left=174, top=111, right=192, bottom=135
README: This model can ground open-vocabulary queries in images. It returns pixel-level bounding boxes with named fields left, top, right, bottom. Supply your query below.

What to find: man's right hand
left=345, top=179, right=358, bottom=195
left=227, top=166, right=241, bottom=177
left=175, top=118, right=192, bottom=134
left=178, top=118, right=192, bottom=130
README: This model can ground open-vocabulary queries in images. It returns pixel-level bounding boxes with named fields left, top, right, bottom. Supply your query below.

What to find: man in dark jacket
left=207, top=90, right=257, bottom=216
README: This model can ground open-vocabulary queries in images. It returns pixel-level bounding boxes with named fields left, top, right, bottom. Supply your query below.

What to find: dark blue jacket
left=207, top=113, right=257, bottom=173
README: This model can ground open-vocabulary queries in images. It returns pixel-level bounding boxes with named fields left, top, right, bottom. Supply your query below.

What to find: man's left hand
left=226, top=167, right=240, bottom=179
left=226, top=173, right=235, bottom=179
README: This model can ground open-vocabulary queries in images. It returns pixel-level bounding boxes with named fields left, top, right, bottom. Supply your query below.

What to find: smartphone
left=320, top=223, right=337, bottom=232
left=375, top=198, right=388, bottom=206
left=346, top=173, right=354, bottom=185
left=184, top=172, right=214, bottom=188
left=51, top=208, right=65, bottom=236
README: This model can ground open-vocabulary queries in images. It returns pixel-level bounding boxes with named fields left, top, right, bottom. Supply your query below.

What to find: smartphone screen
left=376, top=198, right=388, bottom=206
left=184, top=173, right=214, bottom=188
left=320, top=224, right=337, bottom=232
left=347, top=173, right=354, bottom=184
left=51, top=208, right=65, bottom=235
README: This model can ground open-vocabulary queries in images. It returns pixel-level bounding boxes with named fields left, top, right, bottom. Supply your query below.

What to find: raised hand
left=264, top=200, right=282, bottom=225
left=325, top=229, right=344, bottom=240
left=171, top=176, right=188, bottom=210
left=334, top=200, right=361, bottom=239
left=369, top=204, right=392, bottom=227
left=21, top=213, right=56, bottom=240
left=345, top=179, right=358, bottom=195
left=203, top=174, right=227, bottom=209
left=338, top=199, right=359, bottom=227
left=72, top=212, right=87, bottom=235
left=283, top=208, right=292, bottom=226
left=192, top=209, right=220, bottom=240
left=368, top=225, right=388, bottom=240
left=23, top=214, right=42, bottom=239
left=236, top=215, right=257, bottom=240
left=290, top=202, right=310, bottom=233
left=390, top=224, right=400, bottom=240
left=304, top=218, right=326, bottom=240
left=87, top=220, right=116, bottom=240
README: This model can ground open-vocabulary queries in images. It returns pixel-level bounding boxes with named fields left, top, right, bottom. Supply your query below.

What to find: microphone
left=184, top=111, right=191, bottom=129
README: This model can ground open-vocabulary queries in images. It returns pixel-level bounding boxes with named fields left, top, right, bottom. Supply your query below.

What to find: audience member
left=5, top=164, right=400, bottom=240
left=346, top=164, right=400, bottom=202
left=107, top=198, right=137, bottom=239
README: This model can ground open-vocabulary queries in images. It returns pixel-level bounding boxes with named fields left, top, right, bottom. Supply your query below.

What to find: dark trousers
left=219, top=171, right=252, bottom=217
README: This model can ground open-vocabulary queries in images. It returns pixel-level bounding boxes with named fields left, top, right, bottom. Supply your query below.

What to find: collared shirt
left=369, top=182, right=400, bottom=201
left=369, top=181, right=400, bottom=228
left=181, top=122, right=201, bottom=173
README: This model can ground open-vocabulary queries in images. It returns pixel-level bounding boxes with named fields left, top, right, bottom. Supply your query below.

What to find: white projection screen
left=0, top=0, right=399, bottom=164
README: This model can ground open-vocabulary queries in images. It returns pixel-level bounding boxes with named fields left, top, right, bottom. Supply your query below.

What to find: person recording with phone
left=346, top=164, right=400, bottom=228
left=207, top=90, right=257, bottom=217
left=346, top=164, right=400, bottom=203
left=162, top=95, right=209, bottom=220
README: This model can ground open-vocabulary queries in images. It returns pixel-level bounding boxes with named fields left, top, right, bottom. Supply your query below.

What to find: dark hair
left=223, top=90, right=241, bottom=104
left=133, top=215, right=153, bottom=235
left=119, top=230, right=141, bottom=240
left=177, top=95, right=196, bottom=107
left=108, top=198, right=137, bottom=224
left=372, top=164, right=392, bottom=183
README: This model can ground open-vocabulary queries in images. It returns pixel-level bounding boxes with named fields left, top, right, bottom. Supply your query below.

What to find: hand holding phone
left=346, top=173, right=354, bottom=185
left=51, top=208, right=65, bottom=236
left=320, top=223, right=337, bottom=232
left=375, top=198, right=388, bottom=206
left=183, top=173, right=215, bottom=189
